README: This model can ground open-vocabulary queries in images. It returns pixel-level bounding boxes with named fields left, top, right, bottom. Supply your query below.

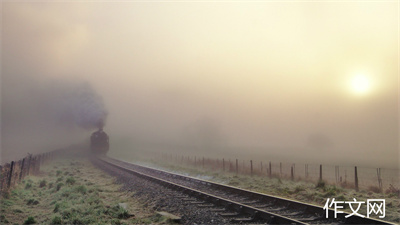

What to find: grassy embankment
left=124, top=156, right=400, bottom=223
left=0, top=158, right=175, bottom=225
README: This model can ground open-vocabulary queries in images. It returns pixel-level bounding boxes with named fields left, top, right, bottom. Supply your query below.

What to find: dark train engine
left=90, top=128, right=109, bottom=154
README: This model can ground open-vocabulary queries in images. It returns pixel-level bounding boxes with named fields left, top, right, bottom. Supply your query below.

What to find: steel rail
left=97, top=156, right=309, bottom=224
left=99, top=156, right=395, bottom=225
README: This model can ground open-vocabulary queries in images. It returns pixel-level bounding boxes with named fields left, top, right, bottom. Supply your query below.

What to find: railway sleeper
left=189, top=201, right=205, bottom=204
left=209, top=208, right=226, bottom=212
left=251, top=201, right=276, bottom=208
left=174, top=195, right=189, bottom=198
left=240, top=201, right=261, bottom=205
left=230, top=210, right=263, bottom=223
left=258, top=198, right=277, bottom=205
left=219, top=212, right=241, bottom=217
left=230, top=216, right=254, bottom=223
left=280, top=209, right=307, bottom=217
left=182, top=198, right=197, bottom=201
left=296, top=215, right=327, bottom=222
left=197, top=203, right=215, bottom=208
left=266, top=206, right=289, bottom=212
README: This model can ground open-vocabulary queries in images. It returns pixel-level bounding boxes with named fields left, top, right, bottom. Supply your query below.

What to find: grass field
left=0, top=158, right=174, bottom=225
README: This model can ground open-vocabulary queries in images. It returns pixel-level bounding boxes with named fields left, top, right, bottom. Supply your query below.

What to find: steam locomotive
left=90, top=128, right=109, bottom=154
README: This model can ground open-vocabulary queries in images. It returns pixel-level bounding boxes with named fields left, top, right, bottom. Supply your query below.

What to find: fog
left=1, top=2, right=398, bottom=168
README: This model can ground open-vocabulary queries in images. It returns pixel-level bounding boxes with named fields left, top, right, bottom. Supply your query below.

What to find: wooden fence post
left=27, top=155, right=32, bottom=176
left=293, top=163, right=295, bottom=177
left=319, top=164, right=322, bottom=181
left=37, top=155, right=41, bottom=173
left=377, top=168, right=382, bottom=191
left=19, top=158, right=25, bottom=181
left=355, top=166, right=359, bottom=191
left=250, top=160, right=253, bottom=176
left=31, top=157, right=35, bottom=175
left=305, top=164, right=307, bottom=178
left=269, top=161, right=272, bottom=178
left=335, top=166, right=340, bottom=184
left=223, top=158, right=225, bottom=171
left=236, top=159, right=238, bottom=175
left=291, top=166, right=294, bottom=180
left=32, top=156, right=37, bottom=175
left=8, top=161, right=15, bottom=189
left=0, top=165, right=3, bottom=191
left=34, top=156, right=39, bottom=175
left=280, top=162, right=282, bottom=177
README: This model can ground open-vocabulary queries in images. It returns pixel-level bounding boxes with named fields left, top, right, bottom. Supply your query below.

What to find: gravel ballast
left=92, top=159, right=230, bottom=224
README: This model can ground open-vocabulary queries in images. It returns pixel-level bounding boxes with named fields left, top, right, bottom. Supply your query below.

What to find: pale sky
left=1, top=1, right=399, bottom=167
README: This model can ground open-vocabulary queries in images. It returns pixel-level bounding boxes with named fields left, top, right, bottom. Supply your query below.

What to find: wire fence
left=157, top=153, right=400, bottom=192
left=0, top=150, right=61, bottom=193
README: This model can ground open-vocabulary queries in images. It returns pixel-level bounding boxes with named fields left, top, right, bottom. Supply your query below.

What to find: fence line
left=0, top=150, right=60, bottom=193
left=156, top=153, right=399, bottom=192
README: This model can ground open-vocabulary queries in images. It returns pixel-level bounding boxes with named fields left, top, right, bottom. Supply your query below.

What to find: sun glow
left=349, top=73, right=372, bottom=96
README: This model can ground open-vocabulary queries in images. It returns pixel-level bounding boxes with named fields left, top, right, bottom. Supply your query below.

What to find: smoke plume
left=1, top=77, right=108, bottom=163
left=48, top=81, right=108, bottom=130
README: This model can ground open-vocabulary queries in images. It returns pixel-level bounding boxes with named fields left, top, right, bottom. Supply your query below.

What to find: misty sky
left=1, top=2, right=399, bottom=167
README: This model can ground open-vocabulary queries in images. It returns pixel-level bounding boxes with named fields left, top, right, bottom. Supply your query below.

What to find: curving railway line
left=95, top=156, right=394, bottom=225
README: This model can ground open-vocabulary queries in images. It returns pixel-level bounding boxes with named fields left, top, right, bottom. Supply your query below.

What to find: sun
left=349, top=73, right=371, bottom=95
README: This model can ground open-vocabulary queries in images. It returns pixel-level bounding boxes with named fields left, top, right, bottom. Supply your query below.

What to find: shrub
left=53, top=203, right=60, bottom=213
left=87, top=196, right=101, bottom=205
left=316, top=180, right=325, bottom=189
left=74, top=185, right=87, bottom=194
left=323, top=187, right=338, bottom=197
left=27, top=199, right=39, bottom=205
left=56, top=170, right=62, bottom=176
left=61, top=208, right=74, bottom=219
left=51, top=216, right=62, bottom=225
left=56, top=183, right=64, bottom=191
left=385, top=184, right=399, bottom=196
left=39, top=179, right=47, bottom=188
left=1, top=199, right=14, bottom=207
left=106, top=205, right=132, bottom=219
left=23, top=216, right=36, bottom=224
left=368, top=185, right=382, bottom=193
left=0, top=215, right=9, bottom=224
left=111, top=218, right=121, bottom=225
left=25, top=183, right=32, bottom=190
left=66, top=177, right=76, bottom=185
left=61, top=189, right=71, bottom=198
left=13, top=208, right=23, bottom=213
left=1, top=191, right=11, bottom=199
left=293, top=185, right=305, bottom=194
left=336, top=194, right=346, bottom=201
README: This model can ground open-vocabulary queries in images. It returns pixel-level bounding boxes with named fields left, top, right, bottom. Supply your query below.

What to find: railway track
left=96, top=156, right=394, bottom=224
